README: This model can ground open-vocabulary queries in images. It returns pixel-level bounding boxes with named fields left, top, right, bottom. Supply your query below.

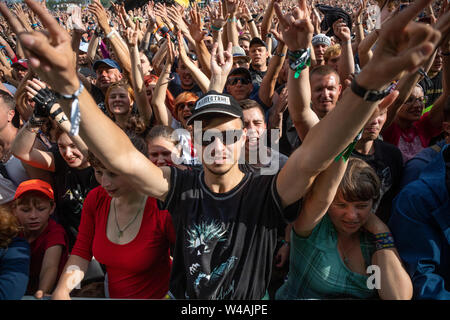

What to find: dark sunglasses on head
left=196, top=130, right=243, bottom=146
left=227, top=77, right=251, bottom=86
left=176, top=101, right=196, bottom=110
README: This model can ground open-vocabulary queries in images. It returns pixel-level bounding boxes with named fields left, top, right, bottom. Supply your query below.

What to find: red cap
left=12, top=59, right=28, bottom=69
left=14, top=179, right=54, bottom=201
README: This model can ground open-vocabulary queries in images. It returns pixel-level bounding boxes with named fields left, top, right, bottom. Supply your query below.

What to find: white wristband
left=106, top=29, right=117, bottom=39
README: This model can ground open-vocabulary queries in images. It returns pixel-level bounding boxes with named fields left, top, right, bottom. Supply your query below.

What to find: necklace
left=113, top=197, right=145, bottom=238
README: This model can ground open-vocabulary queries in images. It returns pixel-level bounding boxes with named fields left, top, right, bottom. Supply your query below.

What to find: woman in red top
left=52, top=134, right=175, bottom=299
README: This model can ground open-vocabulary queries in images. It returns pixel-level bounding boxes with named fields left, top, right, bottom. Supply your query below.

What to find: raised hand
left=358, top=0, right=443, bottom=89
left=0, top=0, right=78, bottom=95
left=188, top=4, right=207, bottom=43
left=88, top=1, right=110, bottom=32
left=273, top=0, right=313, bottom=51
left=333, top=18, right=351, bottom=42
left=210, top=41, right=233, bottom=78
left=124, top=23, right=139, bottom=48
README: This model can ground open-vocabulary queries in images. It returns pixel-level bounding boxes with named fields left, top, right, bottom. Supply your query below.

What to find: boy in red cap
left=12, top=179, right=69, bottom=299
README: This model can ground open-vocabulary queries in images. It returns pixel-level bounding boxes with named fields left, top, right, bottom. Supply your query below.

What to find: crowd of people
left=0, top=0, right=448, bottom=300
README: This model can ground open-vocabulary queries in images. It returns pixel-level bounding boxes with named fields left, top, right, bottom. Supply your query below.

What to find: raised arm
left=333, top=18, right=355, bottom=89
left=88, top=1, right=132, bottom=78
left=293, top=158, right=348, bottom=238
left=151, top=36, right=174, bottom=126
left=272, top=3, right=318, bottom=141
left=176, top=31, right=211, bottom=94
left=258, top=38, right=287, bottom=108
left=187, top=4, right=212, bottom=79
left=275, top=0, right=443, bottom=208
left=208, top=41, right=233, bottom=93
left=1, top=0, right=171, bottom=201
left=124, top=24, right=152, bottom=124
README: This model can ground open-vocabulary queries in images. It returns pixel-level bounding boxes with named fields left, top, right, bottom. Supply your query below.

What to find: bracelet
left=106, top=29, right=117, bottom=39
left=227, top=17, right=237, bottom=23
left=49, top=108, right=64, bottom=120
left=247, top=19, right=254, bottom=23
left=211, top=25, right=222, bottom=32
left=274, top=52, right=285, bottom=57
left=55, top=82, right=84, bottom=136
left=335, top=130, right=362, bottom=162
left=374, top=232, right=395, bottom=251
left=281, top=240, right=290, bottom=247
left=58, top=115, right=69, bottom=124
left=442, top=51, right=450, bottom=56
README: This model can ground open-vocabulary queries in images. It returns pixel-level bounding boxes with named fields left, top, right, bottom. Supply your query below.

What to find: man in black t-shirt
left=28, top=0, right=436, bottom=300
left=352, top=107, right=403, bottom=223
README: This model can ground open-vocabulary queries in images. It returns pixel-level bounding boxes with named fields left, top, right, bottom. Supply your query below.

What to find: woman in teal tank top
left=276, top=158, right=412, bottom=300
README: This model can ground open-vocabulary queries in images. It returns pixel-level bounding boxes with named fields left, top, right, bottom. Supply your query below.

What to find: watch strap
left=350, top=78, right=390, bottom=102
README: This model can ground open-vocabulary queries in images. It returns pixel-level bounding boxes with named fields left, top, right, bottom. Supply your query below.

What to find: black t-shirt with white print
left=159, top=166, right=301, bottom=300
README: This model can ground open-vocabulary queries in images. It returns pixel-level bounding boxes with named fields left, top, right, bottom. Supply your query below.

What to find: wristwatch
left=350, top=78, right=391, bottom=102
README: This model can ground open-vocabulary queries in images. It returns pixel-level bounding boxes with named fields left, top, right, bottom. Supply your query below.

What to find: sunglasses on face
left=227, top=77, right=251, bottom=86
left=196, top=130, right=243, bottom=146
left=176, top=101, right=196, bottom=110
left=405, top=96, right=427, bottom=105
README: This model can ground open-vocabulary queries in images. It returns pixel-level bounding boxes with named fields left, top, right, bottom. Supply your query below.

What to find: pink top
left=383, top=112, right=442, bottom=162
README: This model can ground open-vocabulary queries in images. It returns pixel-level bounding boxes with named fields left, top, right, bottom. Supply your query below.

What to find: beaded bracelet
left=374, top=232, right=395, bottom=251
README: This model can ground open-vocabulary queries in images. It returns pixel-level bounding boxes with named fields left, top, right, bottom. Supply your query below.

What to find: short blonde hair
left=324, top=44, right=341, bottom=62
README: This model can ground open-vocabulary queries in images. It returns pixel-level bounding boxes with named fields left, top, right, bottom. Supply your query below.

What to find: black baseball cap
left=249, top=37, right=267, bottom=49
left=228, top=67, right=252, bottom=81
left=186, top=91, right=243, bottom=126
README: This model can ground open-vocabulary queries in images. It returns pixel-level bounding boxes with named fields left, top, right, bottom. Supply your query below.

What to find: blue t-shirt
left=0, top=237, right=30, bottom=300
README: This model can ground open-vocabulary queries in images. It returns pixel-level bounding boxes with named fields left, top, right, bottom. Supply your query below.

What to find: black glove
left=32, top=87, right=57, bottom=118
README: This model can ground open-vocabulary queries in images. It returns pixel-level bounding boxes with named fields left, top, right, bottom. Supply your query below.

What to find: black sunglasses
left=176, top=101, right=196, bottom=110
left=227, top=77, right=251, bottom=86
left=196, top=130, right=243, bottom=146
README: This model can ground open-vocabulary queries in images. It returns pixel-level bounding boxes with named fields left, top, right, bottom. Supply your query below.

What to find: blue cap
left=92, top=59, right=122, bottom=73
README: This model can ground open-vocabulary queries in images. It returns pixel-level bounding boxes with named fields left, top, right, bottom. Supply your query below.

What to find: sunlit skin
left=326, top=55, right=340, bottom=72
left=107, top=87, right=133, bottom=117
left=310, top=73, right=342, bottom=119
left=197, top=117, right=246, bottom=176
left=139, top=52, right=152, bottom=76
left=225, top=75, right=254, bottom=101
left=145, top=82, right=156, bottom=106
left=328, top=191, right=373, bottom=236
left=95, top=65, right=123, bottom=92
left=239, top=39, right=250, bottom=56
left=93, top=166, right=135, bottom=198
left=232, top=58, right=250, bottom=70
left=242, top=107, right=266, bottom=156
left=57, top=133, right=89, bottom=169
left=14, top=193, right=55, bottom=235
left=396, top=86, right=425, bottom=126
left=176, top=99, right=197, bottom=131
left=147, top=136, right=181, bottom=167
left=361, top=108, right=387, bottom=142
left=249, top=45, right=268, bottom=71
left=176, top=59, right=198, bottom=89
left=313, top=43, right=329, bottom=63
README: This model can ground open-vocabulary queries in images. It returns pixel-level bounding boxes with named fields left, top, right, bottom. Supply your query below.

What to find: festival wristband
left=55, top=82, right=84, bottom=136
left=334, top=130, right=362, bottom=162
left=374, top=232, right=395, bottom=251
